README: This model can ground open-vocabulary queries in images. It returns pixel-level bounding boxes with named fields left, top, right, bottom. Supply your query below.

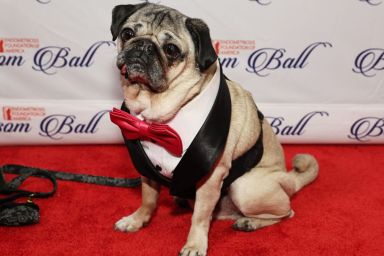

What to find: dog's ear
left=111, top=3, right=147, bottom=41
left=185, top=18, right=218, bottom=71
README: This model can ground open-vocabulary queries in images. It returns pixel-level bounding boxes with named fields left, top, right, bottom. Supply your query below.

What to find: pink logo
left=0, top=40, right=4, bottom=53
left=3, top=107, right=12, bottom=121
left=214, top=41, right=220, bottom=55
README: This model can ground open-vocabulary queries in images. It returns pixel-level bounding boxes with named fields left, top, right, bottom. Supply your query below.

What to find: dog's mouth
left=119, top=62, right=167, bottom=93
left=120, top=64, right=151, bottom=88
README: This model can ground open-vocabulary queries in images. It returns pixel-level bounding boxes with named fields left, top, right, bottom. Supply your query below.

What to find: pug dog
left=109, top=3, right=319, bottom=256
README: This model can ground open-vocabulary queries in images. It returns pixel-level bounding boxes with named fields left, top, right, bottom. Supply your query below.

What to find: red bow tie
left=110, top=108, right=183, bottom=157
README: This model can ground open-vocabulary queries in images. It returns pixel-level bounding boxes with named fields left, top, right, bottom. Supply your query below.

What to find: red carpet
left=1, top=144, right=384, bottom=256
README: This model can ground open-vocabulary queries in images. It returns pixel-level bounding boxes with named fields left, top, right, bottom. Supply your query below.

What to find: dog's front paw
left=114, top=214, right=148, bottom=232
left=179, top=245, right=207, bottom=256
left=179, top=239, right=208, bottom=256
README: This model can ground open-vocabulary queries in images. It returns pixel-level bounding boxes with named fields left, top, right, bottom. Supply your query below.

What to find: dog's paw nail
left=179, top=247, right=206, bottom=256
left=114, top=216, right=142, bottom=232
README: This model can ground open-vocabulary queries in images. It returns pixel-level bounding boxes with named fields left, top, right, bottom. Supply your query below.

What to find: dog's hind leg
left=228, top=154, right=318, bottom=232
left=215, top=194, right=293, bottom=231
left=228, top=166, right=296, bottom=232
left=230, top=186, right=294, bottom=232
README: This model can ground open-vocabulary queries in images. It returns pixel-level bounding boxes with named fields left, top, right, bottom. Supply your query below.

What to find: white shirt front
left=137, top=65, right=221, bottom=178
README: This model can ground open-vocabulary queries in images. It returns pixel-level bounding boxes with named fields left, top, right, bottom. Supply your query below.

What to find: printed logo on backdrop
left=349, top=117, right=384, bottom=142
left=0, top=107, right=110, bottom=140
left=215, top=41, right=333, bottom=77
left=247, top=42, right=333, bottom=77
left=359, top=0, right=382, bottom=6
left=0, top=38, right=39, bottom=66
left=353, top=48, right=384, bottom=77
left=2, top=106, right=45, bottom=121
left=39, top=110, right=109, bottom=140
left=266, top=111, right=329, bottom=136
left=1, top=40, right=115, bottom=73
left=33, top=41, right=115, bottom=75
left=213, top=39, right=255, bottom=69
left=0, top=106, right=45, bottom=133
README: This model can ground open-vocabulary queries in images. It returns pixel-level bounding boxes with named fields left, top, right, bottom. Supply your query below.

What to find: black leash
left=0, top=164, right=141, bottom=226
left=1, top=164, right=141, bottom=188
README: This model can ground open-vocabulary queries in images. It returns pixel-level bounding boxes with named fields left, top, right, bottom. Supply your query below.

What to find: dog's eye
left=163, top=44, right=181, bottom=60
left=120, top=28, right=135, bottom=42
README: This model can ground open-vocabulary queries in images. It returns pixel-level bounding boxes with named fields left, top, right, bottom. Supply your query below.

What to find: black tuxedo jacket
left=121, top=69, right=264, bottom=199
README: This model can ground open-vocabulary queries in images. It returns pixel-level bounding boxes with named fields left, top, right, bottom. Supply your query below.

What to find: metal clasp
left=27, top=193, right=35, bottom=203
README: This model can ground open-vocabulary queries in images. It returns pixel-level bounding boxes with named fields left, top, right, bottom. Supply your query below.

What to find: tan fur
left=113, top=4, right=319, bottom=256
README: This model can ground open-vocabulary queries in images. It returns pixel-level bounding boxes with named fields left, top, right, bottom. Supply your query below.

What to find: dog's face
left=111, top=3, right=217, bottom=121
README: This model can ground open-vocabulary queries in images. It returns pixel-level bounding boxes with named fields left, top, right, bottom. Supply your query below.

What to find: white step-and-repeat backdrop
left=1, top=0, right=383, bottom=145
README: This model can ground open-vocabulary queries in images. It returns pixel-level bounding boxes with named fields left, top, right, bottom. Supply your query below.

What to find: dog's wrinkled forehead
left=127, top=4, right=186, bottom=32
left=113, top=3, right=187, bottom=41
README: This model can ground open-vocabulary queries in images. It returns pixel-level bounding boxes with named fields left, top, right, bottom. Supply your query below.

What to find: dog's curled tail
left=289, top=154, right=319, bottom=193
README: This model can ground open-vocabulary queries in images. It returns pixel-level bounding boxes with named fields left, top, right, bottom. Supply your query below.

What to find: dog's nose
left=134, top=39, right=156, bottom=55
left=144, top=43, right=154, bottom=55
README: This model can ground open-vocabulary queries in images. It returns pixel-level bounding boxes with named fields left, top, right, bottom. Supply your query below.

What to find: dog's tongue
left=120, top=64, right=127, bottom=77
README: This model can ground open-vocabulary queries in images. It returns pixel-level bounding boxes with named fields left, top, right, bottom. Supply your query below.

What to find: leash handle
left=0, top=165, right=58, bottom=204
left=1, top=164, right=141, bottom=189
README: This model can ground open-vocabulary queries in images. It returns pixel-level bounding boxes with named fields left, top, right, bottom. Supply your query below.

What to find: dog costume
left=111, top=65, right=264, bottom=199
